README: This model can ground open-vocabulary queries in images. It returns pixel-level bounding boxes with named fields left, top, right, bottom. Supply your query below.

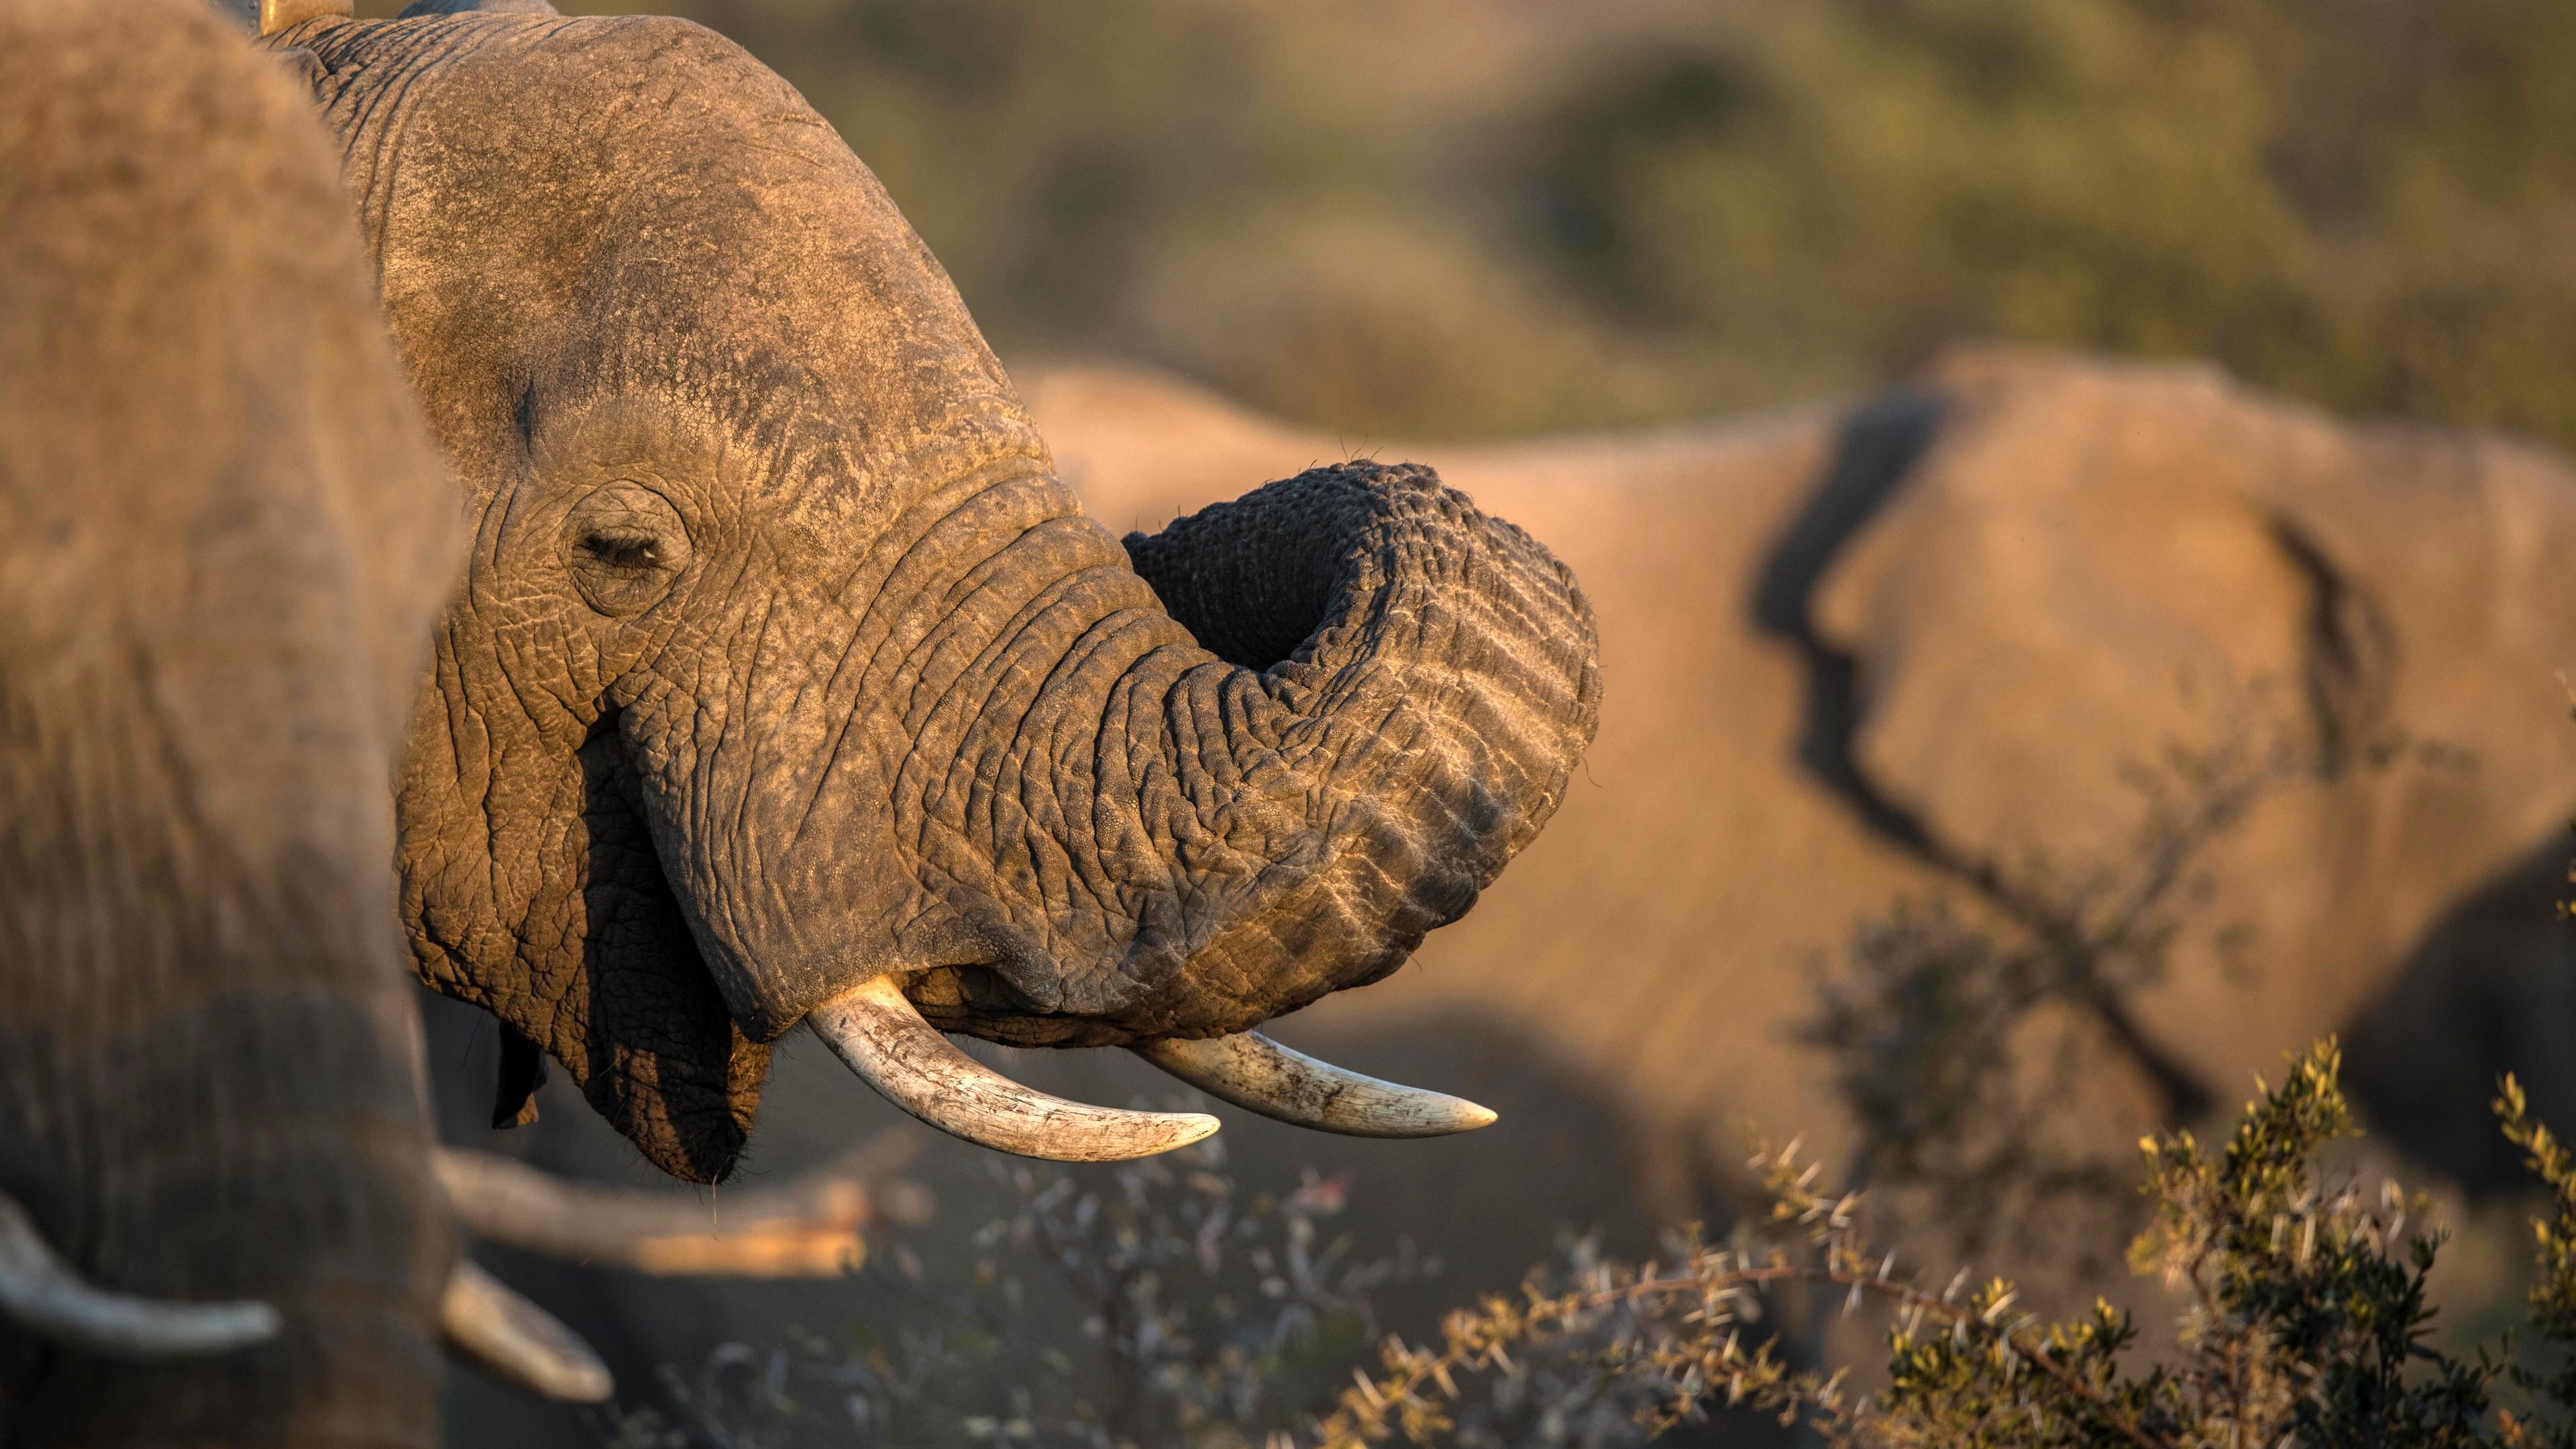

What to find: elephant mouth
left=592, top=709, right=1500, bottom=1161
left=581, top=710, right=1497, bottom=1163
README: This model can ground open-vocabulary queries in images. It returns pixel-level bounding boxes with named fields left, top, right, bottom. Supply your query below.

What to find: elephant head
left=279, top=9, right=1599, bottom=1182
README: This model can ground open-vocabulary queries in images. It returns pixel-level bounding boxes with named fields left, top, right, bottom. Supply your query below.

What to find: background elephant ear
left=1807, top=347, right=2397, bottom=879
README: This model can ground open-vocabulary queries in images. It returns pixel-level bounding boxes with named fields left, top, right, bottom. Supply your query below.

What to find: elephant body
left=0, top=0, right=464, bottom=1440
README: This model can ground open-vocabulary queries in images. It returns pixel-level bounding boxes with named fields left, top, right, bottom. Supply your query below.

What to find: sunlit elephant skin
left=270, top=9, right=1599, bottom=1184
left=1026, top=348, right=2576, bottom=1193
left=0, top=0, right=464, bottom=1439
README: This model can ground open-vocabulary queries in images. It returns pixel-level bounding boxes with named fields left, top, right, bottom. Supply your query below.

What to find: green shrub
left=1321, top=1041, right=2576, bottom=1448
left=1529, top=0, right=2576, bottom=447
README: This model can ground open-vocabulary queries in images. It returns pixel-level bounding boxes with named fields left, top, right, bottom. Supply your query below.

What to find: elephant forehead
left=327, top=14, right=1030, bottom=476
left=511, top=329, right=1042, bottom=528
left=348, top=13, right=835, bottom=178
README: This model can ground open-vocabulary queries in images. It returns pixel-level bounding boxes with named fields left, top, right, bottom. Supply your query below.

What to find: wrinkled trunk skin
left=0, top=1, right=460, bottom=1442
left=287, top=11, right=1597, bottom=1184
left=896, top=462, right=1600, bottom=1044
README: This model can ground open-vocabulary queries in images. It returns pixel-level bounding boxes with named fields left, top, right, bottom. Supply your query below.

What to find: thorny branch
left=1318, top=1040, right=2576, bottom=1449
left=1313, top=1135, right=2165, bottom=1449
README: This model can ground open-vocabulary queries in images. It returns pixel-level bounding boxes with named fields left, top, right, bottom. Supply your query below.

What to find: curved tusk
left=1132, top=1032, right=1499, bottom=1138
left=806, top=976, right=1218, bottom=1162
left=439, top=1260, right=612, bottom=1403
left=0, top=1191, right=280, bottom=1356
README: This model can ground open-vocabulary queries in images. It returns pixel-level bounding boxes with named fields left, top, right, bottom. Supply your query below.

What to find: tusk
left=433, top=1138, right=926, bottom=1278
left=806, top=976, right=1218, bottom=1162
left=0, top=1191, right=280, bottom=1356
left=439, top=1260, right=612, bottom=1403
left=1132, top=1032, right=1499, bottom=1137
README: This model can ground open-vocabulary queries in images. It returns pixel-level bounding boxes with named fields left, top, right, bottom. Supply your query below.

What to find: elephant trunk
left=1117, top=462, right=1600, bottom=1033
left=596, top=459, right=1597, bottom=1169
left=903, top=461, right=1601, bottom=1046
left=0, top=974, right=453, bottom=1448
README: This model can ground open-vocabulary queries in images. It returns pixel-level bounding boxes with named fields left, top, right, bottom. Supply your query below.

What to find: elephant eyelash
left=581, top=531, right=663, bottom=571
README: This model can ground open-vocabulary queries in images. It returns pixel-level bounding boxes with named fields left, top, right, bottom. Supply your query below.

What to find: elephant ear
left=1808, top=347, right=2399, bottom=880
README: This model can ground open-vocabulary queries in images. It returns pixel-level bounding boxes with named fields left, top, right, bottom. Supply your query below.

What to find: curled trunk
left=904, top=461, right=1601, bottom=1045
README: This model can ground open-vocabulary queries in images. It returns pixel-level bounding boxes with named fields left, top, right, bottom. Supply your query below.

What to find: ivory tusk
left=439, top=1260, right=612, bottom=1403
left=1132, top=1032, right=1499, bottom=1137
left=0, top=1191, right=280, bottom=1356
left=432, top=1136, right=935, bottom=1278
left=806, top=975, right=1218, bottom=1162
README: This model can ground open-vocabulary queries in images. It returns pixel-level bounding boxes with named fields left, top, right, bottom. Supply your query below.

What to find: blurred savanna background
left=392, top=1, right=2576, bottom=1444
left=545, top=0, right=2576, bottom=447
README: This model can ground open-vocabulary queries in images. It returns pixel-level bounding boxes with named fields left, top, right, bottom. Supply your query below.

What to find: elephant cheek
left=637, top=714, right=961, bottom=1044
left=401, top=718, right=773, bottom=1184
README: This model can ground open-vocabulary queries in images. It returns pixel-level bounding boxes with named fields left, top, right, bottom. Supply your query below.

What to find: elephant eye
left=563, top=482, right=692, bottom=618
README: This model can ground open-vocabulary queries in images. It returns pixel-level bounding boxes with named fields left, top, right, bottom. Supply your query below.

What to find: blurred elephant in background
left=0, top=0, right=466, bottom=1439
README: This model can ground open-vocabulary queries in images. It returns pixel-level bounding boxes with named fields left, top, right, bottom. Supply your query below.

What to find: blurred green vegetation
left=555, top=0, right=2576, bottom=443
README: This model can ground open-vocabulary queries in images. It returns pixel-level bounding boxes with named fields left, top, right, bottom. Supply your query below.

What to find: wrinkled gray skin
left=269, top=11, right=1599, bottom=1185
left=0, top=0, right=463, bottom=1441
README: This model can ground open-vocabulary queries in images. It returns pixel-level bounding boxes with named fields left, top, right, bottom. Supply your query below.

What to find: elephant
left=0, top=0, right=467, bottom=1438
left=0, top=0, right=656, bottom=1437
left=13, top=0, right=1600, bottom=1438
left=238, top=0, right=1593, bottom=1196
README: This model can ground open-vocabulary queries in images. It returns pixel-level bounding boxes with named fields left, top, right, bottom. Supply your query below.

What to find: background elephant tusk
left=806, top=976, right=1220, bottom=1162
left=439, top=1260, right=613, bottom=1403
left=1132, top=1032, right=1499, bottom=1137
left=431, top=1129, right=934, bottom=1277
left=0, top=1191, right=280, bottom=1356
